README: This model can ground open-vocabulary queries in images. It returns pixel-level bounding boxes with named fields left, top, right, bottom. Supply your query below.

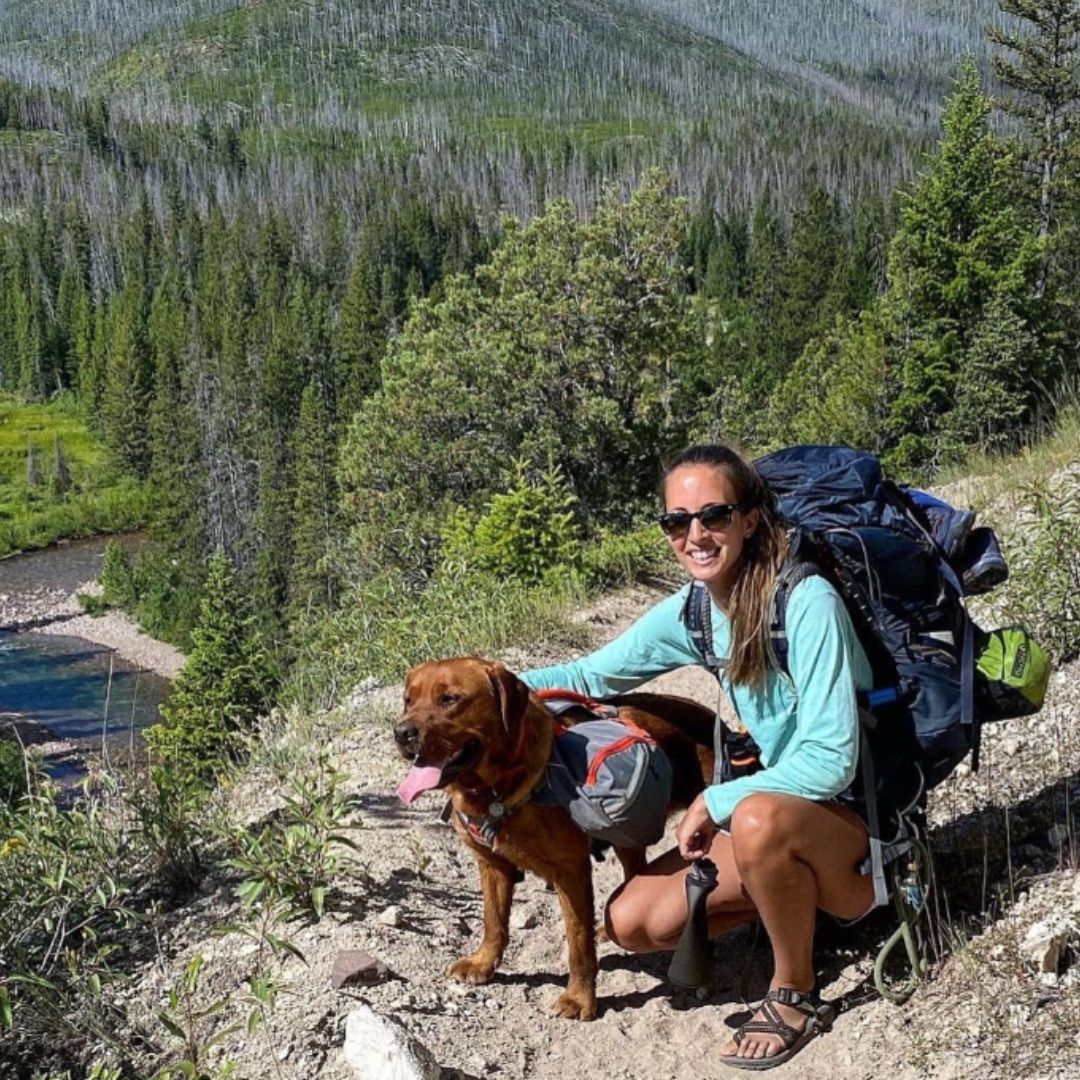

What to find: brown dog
left=394, top=657, right=715, bottom=1020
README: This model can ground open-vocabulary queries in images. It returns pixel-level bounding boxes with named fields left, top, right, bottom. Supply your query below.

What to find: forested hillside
left=0, top=0, right=1004, bottom=223
left=0, top=0, right=1075, bottom=662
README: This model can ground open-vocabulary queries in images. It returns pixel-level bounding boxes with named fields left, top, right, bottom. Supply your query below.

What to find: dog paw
left=447, top=955, right=496, bottom=985
left=594, top=921, right=609, bottom=944
left=551, top=988, right=597, bottom=1021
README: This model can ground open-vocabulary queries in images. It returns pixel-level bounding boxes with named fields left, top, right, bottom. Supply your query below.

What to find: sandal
left=721, top=987, right=835, bottom=1071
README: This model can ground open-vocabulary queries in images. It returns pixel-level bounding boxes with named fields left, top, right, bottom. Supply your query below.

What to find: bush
left=441, top=461, right=580, bottom=583
left=1001, top=478, right=1080, bottom=664
left=0, top=739, right=27, bottom=807
left=0, top=780, right=141, bottom=1066
left=579, top=524, right=676, bottom=588
left=145, top=551, right=277, bottom=787
left=285, top=563, right=590, bottom=712
left=222, top=754, right=358, bottom=919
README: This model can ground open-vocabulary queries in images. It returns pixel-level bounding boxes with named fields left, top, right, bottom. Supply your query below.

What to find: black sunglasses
left=657, top=502, right=747, bottom=538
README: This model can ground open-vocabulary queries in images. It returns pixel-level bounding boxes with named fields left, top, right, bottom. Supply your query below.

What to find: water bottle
left=667, top=857, right=718, bottom=990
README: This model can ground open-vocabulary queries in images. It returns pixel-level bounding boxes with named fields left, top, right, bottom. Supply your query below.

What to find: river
left=0, top=534, right=174, bottom=779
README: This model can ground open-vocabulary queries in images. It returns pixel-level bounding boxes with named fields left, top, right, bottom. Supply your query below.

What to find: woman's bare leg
left=605, top=793, right=873, bottom=1063
left=724, top=792, right=872, bottom=1061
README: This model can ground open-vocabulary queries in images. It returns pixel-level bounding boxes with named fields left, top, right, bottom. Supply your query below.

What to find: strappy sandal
left=721, top=987, right=835, bottom=1071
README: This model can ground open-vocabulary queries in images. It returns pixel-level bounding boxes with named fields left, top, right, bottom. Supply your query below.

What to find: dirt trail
left=132, top=582, right=1080, bottom=1080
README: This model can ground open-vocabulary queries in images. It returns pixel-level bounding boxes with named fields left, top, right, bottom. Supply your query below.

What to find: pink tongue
left=397, top=764, right=445, bottom=805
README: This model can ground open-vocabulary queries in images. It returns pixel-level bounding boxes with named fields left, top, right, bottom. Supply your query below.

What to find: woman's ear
left=743, top=506, right=760, bottom=539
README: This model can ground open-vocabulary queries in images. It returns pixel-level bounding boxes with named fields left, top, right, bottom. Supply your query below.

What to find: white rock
left=1002, top=736, right=1021, bottom=757
left=1022, top=917, right=1076, bottom=973
left=378, top=906, right=403, bottom=927
left=342, top=1005, right=441, bottom=1080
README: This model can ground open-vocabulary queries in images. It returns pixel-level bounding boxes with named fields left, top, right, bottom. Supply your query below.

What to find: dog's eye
left=439, top=693, right=461, bottom=708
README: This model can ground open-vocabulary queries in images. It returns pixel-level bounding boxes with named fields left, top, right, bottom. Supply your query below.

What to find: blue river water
left=0, top=535, right=173, bottom=777
left=0, top=630, right=170, bottom=740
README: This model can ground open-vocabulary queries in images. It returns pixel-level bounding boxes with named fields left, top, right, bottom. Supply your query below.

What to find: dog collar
left=457, top=804, right=507, bottom=849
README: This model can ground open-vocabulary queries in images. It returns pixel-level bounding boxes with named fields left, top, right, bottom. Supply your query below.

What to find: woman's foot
left=720, top=987, right=834, bottom=1070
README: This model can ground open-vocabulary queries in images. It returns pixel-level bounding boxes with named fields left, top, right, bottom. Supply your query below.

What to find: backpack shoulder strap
left=683, top=581, right=725, bottom=676
left=767, top=534, right=826, bottom=680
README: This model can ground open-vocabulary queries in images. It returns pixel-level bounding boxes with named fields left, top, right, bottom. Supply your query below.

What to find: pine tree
left=101, top=288, right=153, bottom=477
left=253, top=272, right=310, bottom=634
left=55, top=261, right=87, bottom=390
left=780, top=186, right=842, bottom=364
left=989, top=0, right=1080, bottom=292
left=81, top=300, right=110, bottom=430
left=884, top=58, right=1044, bottom=472
left=333, top=253, right=385, bottom=420
left=25, top=438, right=41, bottom=489
left=145, top=550, right=276, bottom=787
left=13, top=275, right=45, bottom=401
left=744, top=191, right=789, bottom=400
left=51, top=434, right=72, bottom=498
left=148, top=261, right=206, bottom=595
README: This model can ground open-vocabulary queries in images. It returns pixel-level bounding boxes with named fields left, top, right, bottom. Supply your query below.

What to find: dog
left=394, top=657, right=715, bottom=1020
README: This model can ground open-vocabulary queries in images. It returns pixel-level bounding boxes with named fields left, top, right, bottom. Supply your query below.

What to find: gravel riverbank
left=1, top=576, right=185, bottom=679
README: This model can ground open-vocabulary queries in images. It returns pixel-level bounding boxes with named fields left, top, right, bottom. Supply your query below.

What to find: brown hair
left=662, top=444, right=788, bottom=687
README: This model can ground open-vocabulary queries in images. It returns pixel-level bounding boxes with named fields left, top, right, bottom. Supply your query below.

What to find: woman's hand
left=676, top=793, right=718, bottom=861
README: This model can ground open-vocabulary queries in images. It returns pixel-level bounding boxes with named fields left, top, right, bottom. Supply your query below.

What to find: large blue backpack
left=684, top=445, right=1039, bottom=819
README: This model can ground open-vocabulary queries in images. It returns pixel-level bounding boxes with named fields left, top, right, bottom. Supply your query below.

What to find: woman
left=520, top=443, right=876, bottom=1069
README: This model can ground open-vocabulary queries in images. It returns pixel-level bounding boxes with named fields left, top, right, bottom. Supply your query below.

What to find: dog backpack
left=684, top=445, right=1050, bottom=813
left=532, top=692, right=674, bottom=849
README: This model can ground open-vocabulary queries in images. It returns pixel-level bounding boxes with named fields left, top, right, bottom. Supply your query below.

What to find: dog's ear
left=485, top=662, right=529, bottom=738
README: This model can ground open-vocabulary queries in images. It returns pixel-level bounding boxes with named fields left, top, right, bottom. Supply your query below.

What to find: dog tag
left=489, top=801, right=505, bottom=819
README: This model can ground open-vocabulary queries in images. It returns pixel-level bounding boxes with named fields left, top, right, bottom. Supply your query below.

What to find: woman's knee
left=603, top=887, right=646, bottom=952
left=729, top=793, right=798, bottom=864
left=604, top=884, right=671, bottom=953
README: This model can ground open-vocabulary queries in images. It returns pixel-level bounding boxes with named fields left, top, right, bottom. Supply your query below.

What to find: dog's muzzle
left=394, top=721, right=420, bottom=758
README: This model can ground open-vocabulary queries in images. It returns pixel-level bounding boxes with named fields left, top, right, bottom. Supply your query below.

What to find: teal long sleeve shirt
left=520, top=576, right=873, bottom=828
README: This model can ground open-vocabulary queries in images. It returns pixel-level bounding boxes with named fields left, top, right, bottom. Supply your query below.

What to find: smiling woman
left=520, top=442, right=875, bottom=1069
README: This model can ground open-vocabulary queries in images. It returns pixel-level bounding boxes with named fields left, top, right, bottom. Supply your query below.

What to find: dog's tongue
left=397, top=763, right=444, bottom=805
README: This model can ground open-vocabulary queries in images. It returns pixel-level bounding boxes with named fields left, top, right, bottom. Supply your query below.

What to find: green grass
left=284, top=523, right=677, bottom=711
left=0, top=394, right=151, bottom=556
left=934, top=397, right=1080, bottom=511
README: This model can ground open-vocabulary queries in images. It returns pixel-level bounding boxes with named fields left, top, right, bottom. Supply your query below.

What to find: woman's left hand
left=676, top=793, right=718, bottom=861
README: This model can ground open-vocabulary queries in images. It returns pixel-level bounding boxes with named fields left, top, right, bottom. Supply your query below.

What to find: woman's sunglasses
left=657, top=502, right=747, bottom=538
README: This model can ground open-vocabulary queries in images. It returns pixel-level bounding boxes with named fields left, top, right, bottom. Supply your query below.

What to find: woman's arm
left=520, top=585, right=702, bottom=698
left=702, top=577, right=866, bottom=827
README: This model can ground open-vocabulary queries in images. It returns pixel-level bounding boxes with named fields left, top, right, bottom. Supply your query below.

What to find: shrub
left=0, top=780, right=141, bottom=1066
left=579, top=524, right=676, bottom=588
left=441, top=461, right=580, bottom=583
left=1001, top=478, right=1080, bottom=664
left=285, top=564, right=589, bottom=712
left=222, top=754, right=358, bottom=919
left=0, top=739, right=27, bottom=807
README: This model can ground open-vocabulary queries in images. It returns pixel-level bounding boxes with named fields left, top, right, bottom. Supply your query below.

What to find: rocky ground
left=118, top=585, right=1080, bottom=1080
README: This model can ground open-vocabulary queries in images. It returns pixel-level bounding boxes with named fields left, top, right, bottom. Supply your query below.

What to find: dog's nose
left=394, top=721, right=419, bottom=756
